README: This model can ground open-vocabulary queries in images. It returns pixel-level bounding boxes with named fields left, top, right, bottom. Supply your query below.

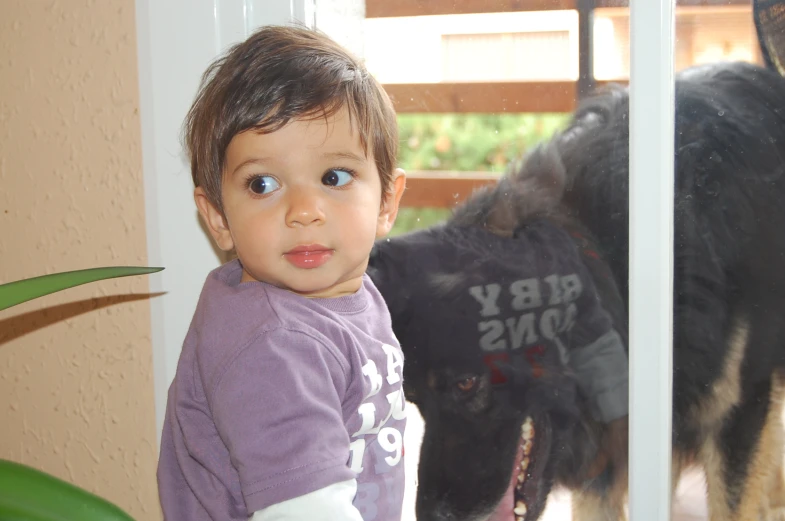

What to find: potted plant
left=0, top=266, right=162, bottom=520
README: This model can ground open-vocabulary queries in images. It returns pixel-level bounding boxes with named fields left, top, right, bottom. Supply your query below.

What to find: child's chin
left=287, top=276, right=362, bottom=299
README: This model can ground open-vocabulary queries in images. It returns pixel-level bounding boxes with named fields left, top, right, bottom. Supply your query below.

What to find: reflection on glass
left=359, top=2, right=780, bottom=520
left=364, top=11, right=581, bottom=84
left=594, top=5, right=758, bottom=80
left=398, top=114, right=569, bottom=173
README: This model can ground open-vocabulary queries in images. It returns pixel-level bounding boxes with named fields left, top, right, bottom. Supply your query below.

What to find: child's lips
left=284, top=245, right=334, bottom=269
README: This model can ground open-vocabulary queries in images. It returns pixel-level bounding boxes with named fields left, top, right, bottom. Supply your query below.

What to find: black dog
left=368, top=60, right=785, bottom=521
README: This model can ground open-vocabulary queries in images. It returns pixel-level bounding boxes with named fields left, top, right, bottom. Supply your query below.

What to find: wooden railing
left=384, top=80, right=627, bottom=115
left=366, top=0, right=750, bottom=18
left=370, top=0, right=752, bottom=208
left=401, top=171, right=500, bottom=208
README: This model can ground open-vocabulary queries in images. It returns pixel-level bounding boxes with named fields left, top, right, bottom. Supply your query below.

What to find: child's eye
left=248, top=175, right=280, bottom=195
left=322, top=169, right=354, bottom=187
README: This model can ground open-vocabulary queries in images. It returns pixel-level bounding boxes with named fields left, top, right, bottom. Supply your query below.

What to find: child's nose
left=285, top=189, right=325, bottom=227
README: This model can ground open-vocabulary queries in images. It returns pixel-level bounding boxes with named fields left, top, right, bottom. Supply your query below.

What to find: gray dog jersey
left=371, top=219, right=629, bottom=424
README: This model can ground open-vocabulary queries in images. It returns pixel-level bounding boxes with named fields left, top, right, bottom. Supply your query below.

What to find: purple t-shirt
left=157, top=260, right=407, bottom=521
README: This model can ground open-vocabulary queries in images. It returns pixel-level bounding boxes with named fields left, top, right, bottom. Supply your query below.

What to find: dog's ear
left=518, top=142, right=567, bottom=200
left=484, top=143, right=567, bottom=237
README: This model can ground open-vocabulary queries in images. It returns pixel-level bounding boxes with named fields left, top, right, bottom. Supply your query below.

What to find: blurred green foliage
left=390, top=113, right=570, bottom=236
left=397, top=113, right=569, bottom=173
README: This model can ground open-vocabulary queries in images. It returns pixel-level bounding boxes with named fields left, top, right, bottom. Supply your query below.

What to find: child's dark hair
left=183, top=24, right=399, bottom=212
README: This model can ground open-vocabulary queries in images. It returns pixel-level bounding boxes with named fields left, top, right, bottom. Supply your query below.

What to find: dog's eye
left=456, top=376, right=477, bottom=392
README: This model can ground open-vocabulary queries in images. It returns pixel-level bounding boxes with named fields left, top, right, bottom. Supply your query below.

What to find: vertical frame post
left=136, top=0, right=317, bottom=447
left=628, top=0, right=676, bottom=518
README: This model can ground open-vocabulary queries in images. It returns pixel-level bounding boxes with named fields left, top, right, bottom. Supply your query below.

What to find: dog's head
left=367, top=142, right=621, bottom=521
left=369, top=223, right=605, bottom=521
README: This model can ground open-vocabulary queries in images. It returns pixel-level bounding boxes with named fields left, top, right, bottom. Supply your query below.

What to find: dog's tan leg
left=700, top=414, right=780, bottom=521
left=752, top=374, right=785, bottom=521
left=735, top=374, right=785, bottom=521
left=570, top=452, right=685, bottom=521
left=570, top=458, right=629, bottom=521
left=700, top=434, right=733, bottom=521
left=768, top=453, right=785, bottom=511
left=768, top=456, right=785, bottom=521
left=699, top=373, right=785, bottom=521
left=570, top=485, right=627, bottom=521
left=569, top=418, right=629, bottom=521
left=766, top=374, right=785, bottom=520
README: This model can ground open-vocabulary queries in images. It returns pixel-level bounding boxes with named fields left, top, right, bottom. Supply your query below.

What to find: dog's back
left=548, top=61, right=785, bottom=518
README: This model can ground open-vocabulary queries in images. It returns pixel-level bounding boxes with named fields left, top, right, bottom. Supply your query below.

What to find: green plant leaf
left=0, top=267, right=164, bottom=311
left=0, top=458, right=136, bottom=521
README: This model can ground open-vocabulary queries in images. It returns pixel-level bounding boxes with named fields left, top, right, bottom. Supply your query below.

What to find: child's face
left=195, top=106, right=405, bottom=298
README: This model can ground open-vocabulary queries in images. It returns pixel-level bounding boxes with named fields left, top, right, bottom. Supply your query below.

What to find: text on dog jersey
left=468, top=274, right=583, bottom=352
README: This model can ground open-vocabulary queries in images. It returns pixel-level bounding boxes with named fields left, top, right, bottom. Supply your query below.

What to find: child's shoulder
left=195, top=259, right=284, bottom=332
left=187, top=262, right=329, bottom=373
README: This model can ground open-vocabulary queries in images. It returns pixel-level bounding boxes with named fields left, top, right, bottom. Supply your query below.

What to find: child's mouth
left=284, top=245, right=334, bottom=269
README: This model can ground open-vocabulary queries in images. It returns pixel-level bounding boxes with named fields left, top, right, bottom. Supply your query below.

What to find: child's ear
left=377, top=168, right=407, bottom=238
left=194, top=187, right=235, bottom=251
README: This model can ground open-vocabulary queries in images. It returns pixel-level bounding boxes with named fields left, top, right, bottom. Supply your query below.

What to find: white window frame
left=628, top=0, right=675, bottom=518
left=135, top=0, right=315, bottom=445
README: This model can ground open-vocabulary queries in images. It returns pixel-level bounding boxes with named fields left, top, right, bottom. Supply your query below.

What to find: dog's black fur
left=369, top=60, right=785, bottom=520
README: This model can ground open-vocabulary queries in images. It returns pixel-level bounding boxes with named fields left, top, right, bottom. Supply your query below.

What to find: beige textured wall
left=0, top=1, right=160, bottom=519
